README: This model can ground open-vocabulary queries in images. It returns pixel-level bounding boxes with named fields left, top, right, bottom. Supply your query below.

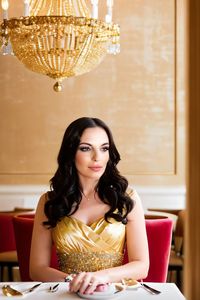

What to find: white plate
left=77, top=284, right=124, bottom=299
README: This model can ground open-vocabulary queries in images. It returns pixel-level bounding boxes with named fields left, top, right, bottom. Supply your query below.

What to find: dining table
left=0, top=281, right=186, bottom=300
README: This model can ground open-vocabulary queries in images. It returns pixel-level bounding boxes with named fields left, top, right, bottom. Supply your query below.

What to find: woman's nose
left=92, top=151, right=100, bottom=161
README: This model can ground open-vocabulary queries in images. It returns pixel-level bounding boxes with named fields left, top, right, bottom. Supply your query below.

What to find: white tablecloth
left=0, top=282, right=185, bottom=300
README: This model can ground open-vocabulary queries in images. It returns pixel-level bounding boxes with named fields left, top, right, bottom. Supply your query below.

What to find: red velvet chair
left=123, top=217, right=173, bottom=282
left=13, top=214, right=58, bottom=281
left=0, top=213, right=18, bottom=281
left=14, top=214, right=172, bottom=282
left=0, top=210, right=35, bottom=281
left=0, top=210, right=34, bottom=253
left=0, top=214, right=16, bottom=252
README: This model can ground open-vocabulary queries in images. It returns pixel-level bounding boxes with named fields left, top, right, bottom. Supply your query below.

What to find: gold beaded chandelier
left=0, top=0, right=120, bottom=91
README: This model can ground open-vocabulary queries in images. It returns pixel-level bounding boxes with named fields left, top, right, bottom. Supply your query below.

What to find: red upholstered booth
left=145, top=218, right=173, bottom=282
left=124, top=217, right=173, bottom=282
left=13, top=214, right=58, bottom=281
left=13, top=214, right=172, bottom=282
left=0, top=213, right=18, bottom=281
left=0, top=214, right=16, bottom=252
left=0, top=210, right=34, bottom=253
left=0, top=210, right=34, bottom=281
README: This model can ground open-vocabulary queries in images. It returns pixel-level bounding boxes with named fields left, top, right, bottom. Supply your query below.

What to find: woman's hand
left=69, top=272, right=109, bottom=294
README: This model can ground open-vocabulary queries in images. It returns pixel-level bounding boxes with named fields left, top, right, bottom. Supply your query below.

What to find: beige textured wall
left=0, top=0, right=185, bottom=186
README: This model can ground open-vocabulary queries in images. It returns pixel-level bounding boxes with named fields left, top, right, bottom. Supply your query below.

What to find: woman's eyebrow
left=79, top=142, right=92, bottom=146
left=79, top=142, right=109, bottom=146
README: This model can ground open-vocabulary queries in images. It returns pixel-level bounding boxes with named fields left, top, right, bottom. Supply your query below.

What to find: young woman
left=30, top=117, right=149, bottom=294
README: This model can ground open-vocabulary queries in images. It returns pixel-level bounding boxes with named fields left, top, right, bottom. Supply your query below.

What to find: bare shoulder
left=37, top=192, right=49, bottom=207
left=126, top=186, right=141, bottom=202
left=35, top=192, right=49, bottom=220
left=126, top=186, right=144, bottom=221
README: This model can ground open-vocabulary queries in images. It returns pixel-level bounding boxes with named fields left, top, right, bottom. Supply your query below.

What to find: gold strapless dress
left=52, top=216, right=126, bottom=274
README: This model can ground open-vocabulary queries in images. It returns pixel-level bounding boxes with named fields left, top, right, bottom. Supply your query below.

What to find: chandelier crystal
left=0, top=0, right=120, bottom=91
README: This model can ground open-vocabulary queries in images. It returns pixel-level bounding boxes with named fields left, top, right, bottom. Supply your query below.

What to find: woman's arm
left=123, top=189, right=149, bottom=278
left=29, top=194, right=67, bottom=281
left=69, top=189, right=149, bottom=293
left=98, top=189, right=149, bottom=280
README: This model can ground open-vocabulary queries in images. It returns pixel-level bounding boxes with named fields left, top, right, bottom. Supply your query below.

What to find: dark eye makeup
left=78, top=146, right=91, bottom=152
left=78, top=143, right=109, bottom=152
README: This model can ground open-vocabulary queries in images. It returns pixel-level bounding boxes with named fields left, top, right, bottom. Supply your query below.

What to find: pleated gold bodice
left=52, top=215, right=126, bottom=274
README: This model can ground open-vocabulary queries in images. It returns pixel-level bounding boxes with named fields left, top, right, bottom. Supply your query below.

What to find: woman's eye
left=79, top=146, right=91, bottom=152
left=101, top=147, right=109, bottom=152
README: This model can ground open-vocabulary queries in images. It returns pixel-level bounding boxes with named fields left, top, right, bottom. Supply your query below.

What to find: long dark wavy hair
left=44, top=117, right=134, bottom=227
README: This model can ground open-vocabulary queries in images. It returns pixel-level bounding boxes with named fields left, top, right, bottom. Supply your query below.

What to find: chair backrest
left=145, top=218, right=173, bottom=282
left=13, top=214, right=173, bottom=282
left=123, top=218, right=173, bottom=282
left=13, top=214, right=58, bottom=281
left=0, top=214, right=16, bottom=252
left=0, top=209, right=34, bottom=253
